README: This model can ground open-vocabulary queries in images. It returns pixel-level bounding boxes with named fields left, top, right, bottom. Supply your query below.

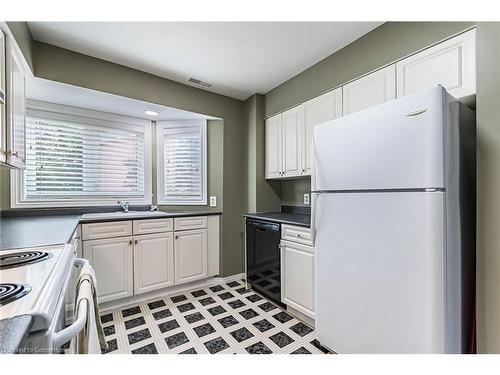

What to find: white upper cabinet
left=0, top=30, right=6, bottom=164
left=5, top=34, right=26, bottom=169
left=303, top=88, right=342, bottom=175
left=396, top=29, right=476, bottom=101
left=342, top=64, right=396, bottom=115
left=282, top=105, right=304, bottom=178
left=265, top=113, right=282, bottom=179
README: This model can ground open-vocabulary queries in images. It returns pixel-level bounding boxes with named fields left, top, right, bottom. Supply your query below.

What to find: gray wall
left=476, top=22, right=500, bottom=354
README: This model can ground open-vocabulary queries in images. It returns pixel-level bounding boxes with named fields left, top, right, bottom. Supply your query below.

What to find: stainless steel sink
left=80, top=211, right=167, bottom=220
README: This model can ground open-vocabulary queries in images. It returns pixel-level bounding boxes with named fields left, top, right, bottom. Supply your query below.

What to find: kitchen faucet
left=117, top=201, right=130, bottom=212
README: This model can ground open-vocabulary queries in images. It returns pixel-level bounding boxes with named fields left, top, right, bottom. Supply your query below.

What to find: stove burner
left=0, top=251, right=53, bottom=269
left=0, top=283, right=31, bottom=306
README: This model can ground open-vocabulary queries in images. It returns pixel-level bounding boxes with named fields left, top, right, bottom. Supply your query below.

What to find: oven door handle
left=52, top=258, right=90, bottom=348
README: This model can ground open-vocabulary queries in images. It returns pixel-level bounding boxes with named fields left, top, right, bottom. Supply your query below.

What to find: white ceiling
left=26, top=77, right=216, bottom=121
left=28, top=22, right=383, bottom=100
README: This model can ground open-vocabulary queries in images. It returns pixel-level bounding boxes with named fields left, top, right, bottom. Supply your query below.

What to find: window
left=12, top=101, right=152, bottom=207
left=156, top=120, right=207, bottom=205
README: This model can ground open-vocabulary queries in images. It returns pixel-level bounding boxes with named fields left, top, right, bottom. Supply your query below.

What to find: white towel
left=72, top=264, right=108, bottom=354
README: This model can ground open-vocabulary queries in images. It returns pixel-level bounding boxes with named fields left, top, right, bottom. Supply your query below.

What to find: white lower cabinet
left=133, top=232, right=174, bottom=294
left=82, top=215, right=219, bottom=303
left=281, top=237, right=315, bottom=319
left=83, top=236, right=134, bottom=303
left=174, top=228, right=208, bottom=285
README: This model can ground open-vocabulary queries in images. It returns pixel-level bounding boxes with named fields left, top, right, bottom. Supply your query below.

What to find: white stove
left=0, top=244, right=74, bottom=331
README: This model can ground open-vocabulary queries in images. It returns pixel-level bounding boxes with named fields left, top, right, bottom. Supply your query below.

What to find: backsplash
left=280, top=178, right=311, bottom=206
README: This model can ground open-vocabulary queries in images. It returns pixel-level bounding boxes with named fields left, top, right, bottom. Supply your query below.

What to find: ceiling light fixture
left=144, top=110, right=158, bottom=116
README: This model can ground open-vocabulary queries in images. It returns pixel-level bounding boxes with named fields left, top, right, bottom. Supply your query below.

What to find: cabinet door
left=342, top=65, right=396, bottom=115
left=83, top=236, right=133, bottom=303
left=134, top=233, right=174, bottom=294
left=281, top=240, right=315, bottom=318
left=265, top=114, right=282, bottom=179
left=0, top=31, right=6, bottom=164
left=174, top=228, right=208, bottom=285
left=396, top=29, right=476, bottom=101
left=282, top=105, right=304, bottom=178
left=303, top=88, right=342, bottom=175
left=5, top=36, right=26, bottom=169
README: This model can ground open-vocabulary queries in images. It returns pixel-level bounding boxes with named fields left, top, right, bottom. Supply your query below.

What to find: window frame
left=11, top=100, right=153, bottom=208
left=156, top=119, right=207, bottom=206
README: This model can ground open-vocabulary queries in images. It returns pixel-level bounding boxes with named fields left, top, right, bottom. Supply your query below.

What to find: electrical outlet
left=209, top=196, right=217, bottom=207
left=304, top=193, right=310, bottom=205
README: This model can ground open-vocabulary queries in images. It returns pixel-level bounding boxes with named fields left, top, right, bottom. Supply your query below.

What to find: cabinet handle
left=175, top=235, right=178, bottom=240
left=296, top=234, right=301, bottom=238
left=8, top=151, right=19, bottom=158
left=134, top=240, right=138, bottom=245
left=129, top=240, right=133, bottom=245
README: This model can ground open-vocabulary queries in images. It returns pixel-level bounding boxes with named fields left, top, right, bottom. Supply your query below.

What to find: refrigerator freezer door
left=315, top=191, right=446, bottom=353
left=314, top=87, right=446, bottom=191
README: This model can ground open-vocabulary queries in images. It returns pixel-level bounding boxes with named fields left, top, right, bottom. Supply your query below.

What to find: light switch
left=304, top=193, right=310, bottom=205
left=210, top=196, right=217, bottom=207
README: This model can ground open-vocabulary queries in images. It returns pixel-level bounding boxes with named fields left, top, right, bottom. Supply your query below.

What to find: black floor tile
left=179, top=347, right=197, bottom=354
left=158, top=319, right=180, bottom=333
left=184, top=312, right=205, bottom=324
left=272, top=311, right=293, bottom=323
left=226, top=281, right=240, bottom=288
left=245, top=341, right=272, bottom=354
left=217, top=315, right=239, bottom=328
left=204, top=336, right=229, bottom=354
left=227, top=299, right=246, bottom=309
left=103, top=325, right=115, bottom=336
left=193, top=322, right=216, bottom=338
left=257, top=301, right=276, bottom=312
left=132, top=343, right=158, bottom=354
left=177, top=302, right=195, bottom=313
left=269, top=331, right=294, bottom=348
left=147, top=300, right=166, bottom=310
left=207, top=305, right=226, bottom=316
left=171, top=294, right=188, bottom=303
left=229, top=327, right=254, bottom=343
left=199, top=297, right=217, bottom=306
left=235, top=287, right=251, bottom=295
left=310, top=339, right=331, bottom=354
left=217, top=292, right=234, bottom=300
left=124, top=316, right=146, bottom=330
left=239, top=308, right=259, bottom=320
left=289, top=322, right=314, bottom=337
left=252, top=319, right=275, bottom=332
left=246, top=294, right=263, bottom=303
left=102, top=338, right=118, bottom=354
left=122, top=306, right=141, bottom=318
left=100, top=313, right=113, bottom=324
left=191, top=289, right=208, bottom=298
left=209, top=285, right=224, bottom=293
left=165, top=332, right=189, bottom=349
left=152, top=309, right=172, bottom=320
left=127, top=328, right=151, bottom=344
left=291, top=347, right=311, bottom=354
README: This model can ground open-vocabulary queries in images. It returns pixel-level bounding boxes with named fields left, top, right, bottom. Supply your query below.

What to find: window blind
left=162, top=126, right=204, bottom=202
left=24, top=114, right=145, bottom=199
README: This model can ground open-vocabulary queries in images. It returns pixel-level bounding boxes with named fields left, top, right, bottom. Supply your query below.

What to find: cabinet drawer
left=174, top=216, right=207, bottom=231
left=281, top=224, right=313, bottom=246
left=133, top=218, right=173, bottom=235
left=82, top=221, right=132, bottom=240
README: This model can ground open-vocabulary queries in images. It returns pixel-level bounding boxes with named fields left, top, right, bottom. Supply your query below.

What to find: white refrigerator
left=312, top=86, right=476, bottom=354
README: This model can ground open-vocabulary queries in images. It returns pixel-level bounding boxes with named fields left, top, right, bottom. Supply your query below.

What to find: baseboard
left=287, top=305, right=315, bottom=328
left=100, top=273, right=246, bottom=312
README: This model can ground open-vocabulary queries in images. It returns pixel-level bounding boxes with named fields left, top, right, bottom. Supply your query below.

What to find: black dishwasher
left=245, top=219, right=282, bottom=305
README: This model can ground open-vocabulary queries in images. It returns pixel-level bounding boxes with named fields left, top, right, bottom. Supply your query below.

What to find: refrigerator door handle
left=311, top=137, right=317, bottom=192
left=311, top=192, right=317, bottom=246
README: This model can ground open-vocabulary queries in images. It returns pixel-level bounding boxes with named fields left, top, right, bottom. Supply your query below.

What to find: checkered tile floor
left=99, top=280, right=329, bottom=354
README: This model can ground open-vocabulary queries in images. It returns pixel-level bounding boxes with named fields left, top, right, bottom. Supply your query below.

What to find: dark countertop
left=0, top=315, right=33, bottom=354
left=0, top=210, right=222, bottom=250
left=243, top=212, right=311, bottom=227
left=0, top=215, right=81, bottom=250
